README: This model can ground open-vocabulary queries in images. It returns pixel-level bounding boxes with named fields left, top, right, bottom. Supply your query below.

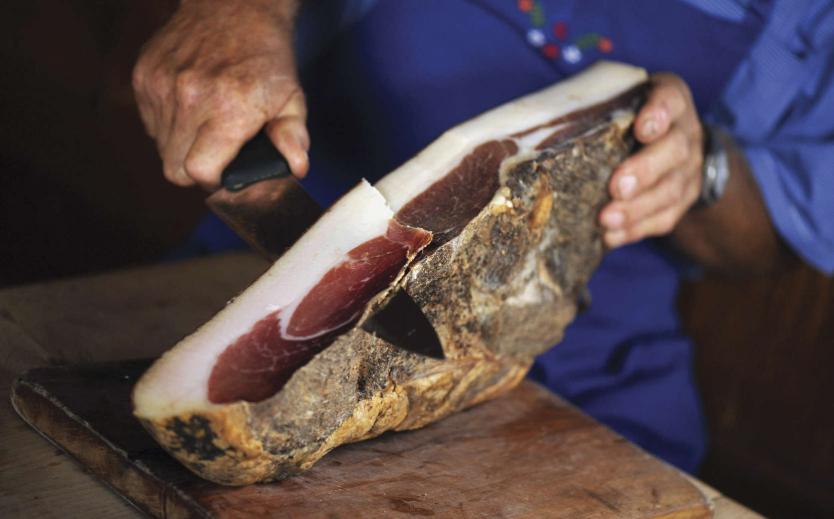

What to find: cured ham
left=134, top=182, right=431, bottom=416
left=133, top=61, right=648, bottom=485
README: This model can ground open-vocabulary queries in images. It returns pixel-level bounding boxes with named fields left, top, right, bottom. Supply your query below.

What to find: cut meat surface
left=133, top=180, right=424, bottom=419
left=396, top=140, right=517, bottom=246
left=134, top=61, right=649, bottom=486
left=208, top=221, right=431, bottom=404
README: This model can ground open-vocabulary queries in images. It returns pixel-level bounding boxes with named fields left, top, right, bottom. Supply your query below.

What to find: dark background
left=1, top=2, right=832, bottom=517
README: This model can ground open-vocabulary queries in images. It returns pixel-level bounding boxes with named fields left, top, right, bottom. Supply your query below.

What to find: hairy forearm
left=671, top=133, right=794, bottom=275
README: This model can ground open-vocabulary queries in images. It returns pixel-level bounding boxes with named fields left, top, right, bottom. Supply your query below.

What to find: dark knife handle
left=220, top=132, right=292, bottom=192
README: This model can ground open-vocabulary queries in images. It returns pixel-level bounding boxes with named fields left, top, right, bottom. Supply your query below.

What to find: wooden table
left=0, top=253, right=759, bottom=518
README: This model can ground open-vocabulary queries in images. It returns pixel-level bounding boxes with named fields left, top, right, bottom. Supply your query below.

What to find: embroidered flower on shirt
left=527, top=28, right=546, bottom=47
left=562, top=45, right=582, bottom=64
left=517, top=1, right=613, bottom=64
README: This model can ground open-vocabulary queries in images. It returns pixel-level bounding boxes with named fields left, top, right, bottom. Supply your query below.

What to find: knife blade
left=205, top=131, right=322, bottom=260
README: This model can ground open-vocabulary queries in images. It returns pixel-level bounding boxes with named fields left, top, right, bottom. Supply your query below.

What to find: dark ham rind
left=134, top=62, right=649, bottom=486
left=207, top=221, right=431, bottom=404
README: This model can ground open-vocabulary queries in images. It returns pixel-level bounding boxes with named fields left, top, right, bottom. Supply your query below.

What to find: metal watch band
left=697, top=124, right=730, bottom=208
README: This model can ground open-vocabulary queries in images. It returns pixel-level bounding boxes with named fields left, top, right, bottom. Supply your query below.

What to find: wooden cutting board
left=11, top=360, right=710, bottom=519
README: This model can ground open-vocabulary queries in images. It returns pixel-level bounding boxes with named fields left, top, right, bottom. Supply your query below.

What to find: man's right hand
left=133, top=0, right=308, bottom=189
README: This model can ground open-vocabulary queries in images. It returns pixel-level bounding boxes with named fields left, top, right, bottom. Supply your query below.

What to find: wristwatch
left=697, top=124, right=731, bottom=207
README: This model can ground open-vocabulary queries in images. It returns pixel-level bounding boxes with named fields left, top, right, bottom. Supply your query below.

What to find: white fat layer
left=375, top=61, right=647, bottom=211
left=134, top=180, right=394, bottom=419
left=512, top=123, right=569, bottom=149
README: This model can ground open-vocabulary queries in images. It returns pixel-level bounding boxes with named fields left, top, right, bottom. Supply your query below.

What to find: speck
left=527, top=28, right=546, bottom=48
left=542, top=43, right=559, bottom=59
left=563, top=45, right=582, bottom=64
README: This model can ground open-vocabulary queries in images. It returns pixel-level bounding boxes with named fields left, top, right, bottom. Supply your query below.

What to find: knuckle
left=174, top=70, right=202, bottom=106
left=150, top=68, right=172, bottom=96
left=223, top=119, right=252, bottom=141
left=628, top=155, right=647, bottom=178
left=132, top=63, right=147, bottom=91
left=163, top=167, right=187, bottom=187
left=163, top=165, right=180, bottom=184
left=183, top=156, right=216, bottom=185
left=281, top=88, right=308, bottom=117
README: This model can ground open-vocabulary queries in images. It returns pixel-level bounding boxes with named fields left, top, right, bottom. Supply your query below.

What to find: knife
left=205, top=131, right=322, bottom=260
left=205, top=131, right=445, bottom=358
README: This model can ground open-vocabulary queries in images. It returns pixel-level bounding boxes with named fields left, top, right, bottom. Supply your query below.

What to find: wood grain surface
left=0, top=253, right=754, bottom=518
left=12, top=362, right=711, bottom=519
left=0, top=253, right=268, bottom=518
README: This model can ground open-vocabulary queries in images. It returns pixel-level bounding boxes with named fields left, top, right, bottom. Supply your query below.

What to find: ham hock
left=133, top=62, right=649, bottom=485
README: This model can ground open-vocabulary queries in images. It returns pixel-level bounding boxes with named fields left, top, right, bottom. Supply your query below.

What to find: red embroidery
left=542, top=43, right=560, bottom=59
left=517, top=3, right=613, bottom=65
left=553, top=20, right=568, bottom=40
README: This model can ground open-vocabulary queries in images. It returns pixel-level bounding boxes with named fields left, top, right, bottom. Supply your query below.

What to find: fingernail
left=602, top=211, right=624, bottom=229
left=606, top=230, right=627, bottom=248
left=618, top=175, right=637, bottom=199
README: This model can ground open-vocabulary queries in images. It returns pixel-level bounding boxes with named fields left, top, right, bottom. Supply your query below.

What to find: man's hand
left=132, top=0, right=307, bottom=190
left=599, top=73, right=704, bottom=247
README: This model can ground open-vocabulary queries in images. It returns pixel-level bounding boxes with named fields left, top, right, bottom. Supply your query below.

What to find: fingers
left=184, top=118, right=262, bottom=190
left=600, top=168, right=699, bottom=246
left=604, top=205, right=686, bottom=248
left=134, top=58, right=310, bottom=189
left=132, top=54, right=161, bottom=139
left=634, top=73, right=690, bottom=144
left=601, top=72, right=704, bottom=248
left=609, top=127, right=691, bottom=200
left=601, top=127, right=700, bottom=246
left=159, top=71, right=210, bottom=187
left=133, top=46, right=191, bottom=184
left=265, top=90, right=310, bottom=178
left=130, top=0, right=305, bottom=190
left=161, top=112, right=200, bottom=187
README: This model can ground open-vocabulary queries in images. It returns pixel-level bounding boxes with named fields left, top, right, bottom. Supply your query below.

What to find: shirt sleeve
left=712, top=0, right=834, bottom=274
left=744, top=143, right=834, bottom=274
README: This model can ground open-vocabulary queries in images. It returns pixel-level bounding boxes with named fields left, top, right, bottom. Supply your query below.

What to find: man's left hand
left=599, top=73, right=704, bottom=247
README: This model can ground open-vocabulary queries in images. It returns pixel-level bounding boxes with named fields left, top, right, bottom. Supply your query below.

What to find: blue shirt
left=184, top=0, right=834, bottom=474
left=712, top=0, right=834, bottom=274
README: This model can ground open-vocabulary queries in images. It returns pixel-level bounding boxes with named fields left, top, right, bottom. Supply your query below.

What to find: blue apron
left=187, top=0, right=771, bottom=473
